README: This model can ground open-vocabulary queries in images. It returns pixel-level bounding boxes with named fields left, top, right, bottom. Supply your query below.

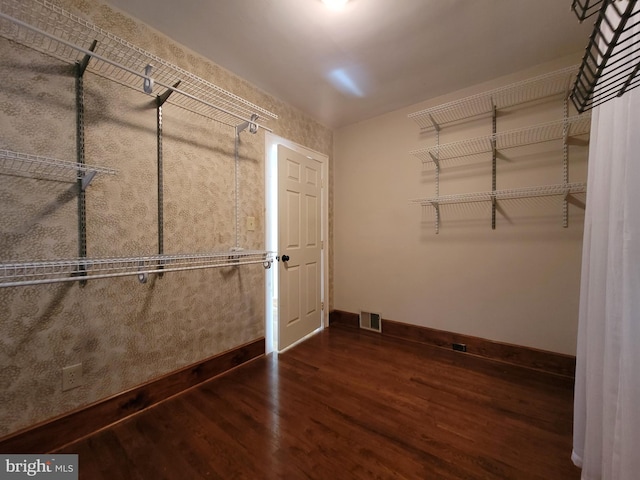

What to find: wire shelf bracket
left=0, top=0, right=278, bottom=131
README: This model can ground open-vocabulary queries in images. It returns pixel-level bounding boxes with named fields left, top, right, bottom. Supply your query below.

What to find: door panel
left=278, top=145, right=322, bottom=350
left=286, top=266, right=300, bottom=325
left=306, top=262, right=318, bottom=315
left=286, top=190, right=300, bottom=248
left=306, top=194, right=318, bottom=247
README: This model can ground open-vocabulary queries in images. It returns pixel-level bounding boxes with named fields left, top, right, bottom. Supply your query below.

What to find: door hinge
left=321, top=301, right=324, bottom=310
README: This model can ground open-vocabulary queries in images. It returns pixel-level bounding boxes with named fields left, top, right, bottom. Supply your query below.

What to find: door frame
left=265, top=132, right=329, bottom=354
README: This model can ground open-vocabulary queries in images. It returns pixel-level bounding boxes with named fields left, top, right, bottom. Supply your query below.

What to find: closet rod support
left=137, top=261, right=148, bottom=284
left=143, top=64, right=154, bottom=94
left=237, top=114, right=259, bottom=135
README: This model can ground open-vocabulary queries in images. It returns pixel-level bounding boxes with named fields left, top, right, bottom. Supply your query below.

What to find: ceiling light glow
left=322, top=0, right=349, bottom=10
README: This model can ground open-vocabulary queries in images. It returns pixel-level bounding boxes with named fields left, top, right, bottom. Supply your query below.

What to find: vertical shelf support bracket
left=156, top=102, right=164, bottom=278
left=233, top=114, right=259, bottom=248
left=432, top=156, right=440, bottom=235
left=75, top=68, right=87, bottom=286
left=431, top=116, right=441, bottom=234
left=430, top=201, right=440, bottom=234
left=155, top=81, right=181, bottom=278
left=562, top=96, right=569, bottom=228
left=491, top=103, right=497, bottom=230
left=78, top=40, right=98, bottom=192
left=234, top=128, right=241, bottom=248
left=75, top=40, right=97, bottom=285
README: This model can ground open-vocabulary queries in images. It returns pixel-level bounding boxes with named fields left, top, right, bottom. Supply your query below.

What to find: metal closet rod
left=0, top=11, right=273, bottom=133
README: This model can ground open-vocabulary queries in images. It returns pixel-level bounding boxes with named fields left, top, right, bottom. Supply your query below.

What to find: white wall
left=333, top=55, right=588, bottom=355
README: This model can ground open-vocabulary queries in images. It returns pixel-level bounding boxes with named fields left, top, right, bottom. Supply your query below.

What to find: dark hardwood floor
left=57, top=325, right=580, bottom=479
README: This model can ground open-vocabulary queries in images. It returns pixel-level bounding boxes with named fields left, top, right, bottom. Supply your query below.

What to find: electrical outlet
left=452, top=343, right=467, bottom=353
left=62, top=363, right=83, bottom=391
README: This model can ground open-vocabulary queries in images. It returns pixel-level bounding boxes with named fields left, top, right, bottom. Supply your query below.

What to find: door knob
left=282, top=255, right=290, bottom=262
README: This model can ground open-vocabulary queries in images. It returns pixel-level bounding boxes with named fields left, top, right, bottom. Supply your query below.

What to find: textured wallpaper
left=0, top=0, right=332, bottom=437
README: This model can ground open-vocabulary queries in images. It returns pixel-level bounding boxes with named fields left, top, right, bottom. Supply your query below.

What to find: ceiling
left=102, top=0, right=592, bottom=129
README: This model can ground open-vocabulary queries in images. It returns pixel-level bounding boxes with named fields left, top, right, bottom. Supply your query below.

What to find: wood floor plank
left=57, top=325, right=580, bottom=479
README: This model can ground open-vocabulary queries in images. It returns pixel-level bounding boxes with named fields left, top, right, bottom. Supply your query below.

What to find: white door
left=278, top=144, right=322, bottom=350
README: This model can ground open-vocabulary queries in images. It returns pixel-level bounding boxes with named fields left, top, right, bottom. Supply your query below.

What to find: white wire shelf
left=410, top=114, right=592, bottom=165
left=408, top=65, right=579, bottom=131
left=0, top=0, right=278, bottom=130
left=0, top=148, right=117, bottom=183
left=410, top=182, right=587, bottom=207
left=0, top=250, right=274, bottom=288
